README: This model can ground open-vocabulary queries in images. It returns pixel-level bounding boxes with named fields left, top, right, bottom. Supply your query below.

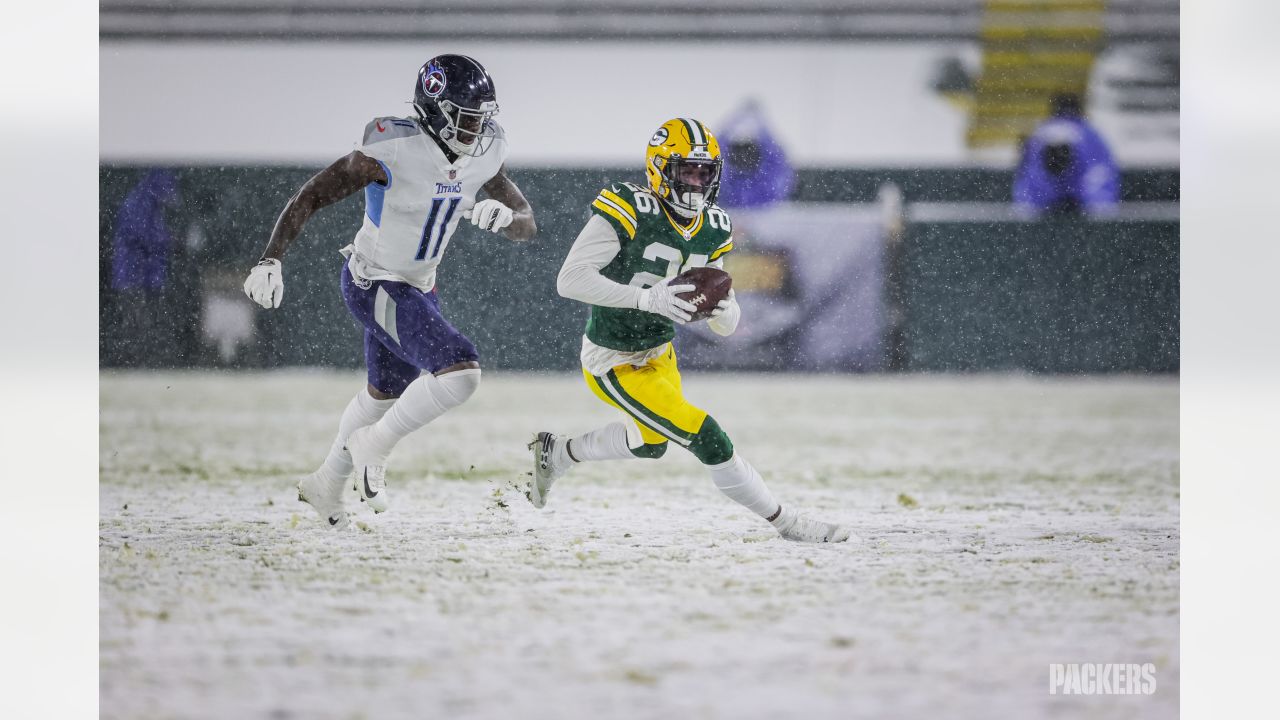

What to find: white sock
left=562, top=422, right=635, bottom=464
left=707, top=454, right=782, bottom=520
left=364, top=368, right=481, bottom=455
left=317, top=389, right=396, bottom=479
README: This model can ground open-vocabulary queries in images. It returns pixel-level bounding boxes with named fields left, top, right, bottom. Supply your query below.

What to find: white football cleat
left=345, top=426, right=390, bottom=513
left=296, top=470, right=350, bottom=530
left=527, top=432, right=571, bottom=509
left=771, top=506, right=851, bottom=543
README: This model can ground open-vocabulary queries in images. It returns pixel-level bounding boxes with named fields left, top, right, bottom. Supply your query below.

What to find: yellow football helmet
left=644, top=118, right=722, bottom=214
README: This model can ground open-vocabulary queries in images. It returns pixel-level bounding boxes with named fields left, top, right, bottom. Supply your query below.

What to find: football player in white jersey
left=243, top=54, right=536, bottom=528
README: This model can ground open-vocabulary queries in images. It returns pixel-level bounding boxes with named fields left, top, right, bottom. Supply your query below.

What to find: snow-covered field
left=100, top=371, right=1179, bottom=720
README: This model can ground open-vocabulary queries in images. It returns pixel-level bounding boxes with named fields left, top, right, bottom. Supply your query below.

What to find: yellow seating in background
left=968, top=0, right=1105, bottom=148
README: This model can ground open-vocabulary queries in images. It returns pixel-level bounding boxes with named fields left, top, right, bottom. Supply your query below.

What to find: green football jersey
left=585, top=181, right=735, bottom=352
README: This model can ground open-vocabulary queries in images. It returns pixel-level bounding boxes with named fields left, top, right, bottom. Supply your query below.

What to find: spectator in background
left=109, top=169, right=181, bottom=366
left=111, top=169, right=181, bottom=291
left=715, top=99, right=794, bottom=209
left=1013, top=93, right=1119, bottom=217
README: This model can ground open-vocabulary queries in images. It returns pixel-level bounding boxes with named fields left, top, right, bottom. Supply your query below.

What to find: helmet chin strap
left=416, top=117, right=460, bottom=162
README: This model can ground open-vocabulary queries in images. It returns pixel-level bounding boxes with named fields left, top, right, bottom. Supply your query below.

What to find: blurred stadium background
left=98, top=4, right=1180, bottom=718
left=99, top=0, right=1178, bottom=375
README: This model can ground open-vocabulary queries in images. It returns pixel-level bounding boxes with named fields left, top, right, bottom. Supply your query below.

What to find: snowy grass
left=100, top=370, right=1178, bottom=720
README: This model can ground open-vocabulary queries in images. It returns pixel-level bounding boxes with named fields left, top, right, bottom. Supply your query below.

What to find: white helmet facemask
left=661, top=153, right=721, bottom=215
left=436, top=99, right=500, bottom=157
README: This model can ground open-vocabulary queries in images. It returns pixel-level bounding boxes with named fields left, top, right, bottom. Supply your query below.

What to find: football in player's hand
left=672, top=267, right=733, bottom=322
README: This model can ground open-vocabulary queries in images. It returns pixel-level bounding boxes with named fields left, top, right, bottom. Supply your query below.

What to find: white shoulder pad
left=362, top=117, right=421, bottom=147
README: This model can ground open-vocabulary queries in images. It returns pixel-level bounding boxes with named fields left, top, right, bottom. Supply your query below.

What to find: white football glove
left=243, top=258, right=284, bottom=309
left=707, top=289, right=740, bottom=336
left=637, top=277, right=697, bottom=324
left=465, top=199, right=515, bottom=233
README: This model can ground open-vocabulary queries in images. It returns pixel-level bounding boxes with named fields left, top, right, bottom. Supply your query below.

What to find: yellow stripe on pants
left=582, top=345, right=707, bottom=447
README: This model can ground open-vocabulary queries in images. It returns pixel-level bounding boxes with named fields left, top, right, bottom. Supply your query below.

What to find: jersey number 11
left=416, top=197, right=461, bottom=261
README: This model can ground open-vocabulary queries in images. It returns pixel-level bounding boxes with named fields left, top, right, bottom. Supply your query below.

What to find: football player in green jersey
left=529, top=118, right=850, bottom=543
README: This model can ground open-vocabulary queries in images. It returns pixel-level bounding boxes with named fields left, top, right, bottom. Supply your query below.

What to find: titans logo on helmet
left=422, top=63, right=447, bottom=98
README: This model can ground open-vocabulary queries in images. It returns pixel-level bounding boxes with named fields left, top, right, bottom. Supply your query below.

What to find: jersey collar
left=659, top=201, right=705, bottom=241
left=418, top=126, right=473, bottom=177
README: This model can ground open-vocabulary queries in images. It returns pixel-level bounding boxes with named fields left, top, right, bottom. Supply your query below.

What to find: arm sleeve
left=556, top=214, right=643, bottom=309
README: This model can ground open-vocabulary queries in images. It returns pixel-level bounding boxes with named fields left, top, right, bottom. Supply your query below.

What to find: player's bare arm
left=261, top=151, right=388, bottom=261
left=244, top=151, right=385, bottom=309
left=474, top=165, right=537, bottom=241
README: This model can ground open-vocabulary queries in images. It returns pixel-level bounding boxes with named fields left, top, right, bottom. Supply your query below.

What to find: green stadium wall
left=99, top=166, right=1179, bottom=373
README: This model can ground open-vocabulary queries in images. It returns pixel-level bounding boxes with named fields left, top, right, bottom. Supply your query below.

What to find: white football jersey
left=343, top=116, right=509, bottom=291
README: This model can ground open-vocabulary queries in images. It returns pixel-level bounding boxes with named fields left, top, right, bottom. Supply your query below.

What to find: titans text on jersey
left=346, top=115, right=509, bottom=292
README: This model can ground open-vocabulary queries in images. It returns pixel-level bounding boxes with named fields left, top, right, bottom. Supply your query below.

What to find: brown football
left=672, top=267, right=733, bottom=322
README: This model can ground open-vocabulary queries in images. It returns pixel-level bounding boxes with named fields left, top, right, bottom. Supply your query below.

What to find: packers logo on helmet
left=644, top=118, right=722, bottom=214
